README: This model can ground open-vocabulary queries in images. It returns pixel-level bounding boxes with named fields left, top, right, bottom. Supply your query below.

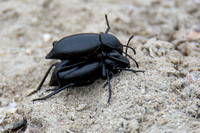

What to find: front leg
left=102, top=61, right=112, bottom=103
left=106, top=70, right=112, bottom=103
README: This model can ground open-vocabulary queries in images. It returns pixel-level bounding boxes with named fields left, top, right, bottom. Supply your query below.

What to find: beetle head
left=100, top=33, right=123, bottom=54
left=46, top=41, right=59, bottom=59
left=105, top=51, right=130, bottom=69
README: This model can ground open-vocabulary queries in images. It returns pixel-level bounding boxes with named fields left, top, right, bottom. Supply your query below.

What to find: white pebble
left=76, top=104, right=87, bottom=111
left=31, top=17, right=39, bottom=25
left=25, top=49, right=32, bottom=55
left=42, top=33, right=51, bottom=42
left=128, top=119, right=139, bottom=132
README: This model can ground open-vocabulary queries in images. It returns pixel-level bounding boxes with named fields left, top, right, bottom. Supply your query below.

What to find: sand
left=0, top=0, right=200, bottom=132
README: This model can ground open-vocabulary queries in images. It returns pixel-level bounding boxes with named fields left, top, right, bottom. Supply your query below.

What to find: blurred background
left=0, top=0, right=199, bottom=132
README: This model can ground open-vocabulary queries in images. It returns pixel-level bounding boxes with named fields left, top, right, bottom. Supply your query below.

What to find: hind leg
left=32, top=83, right=76, bottom=102
left=28, top=62, right=59, bottom=96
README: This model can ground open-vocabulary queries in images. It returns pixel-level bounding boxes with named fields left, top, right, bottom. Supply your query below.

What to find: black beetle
left=31, top=51, right=143, bottom=103
left=29, top=15, right=144, bottom=103
left=46, top=14, right=136, bottom=60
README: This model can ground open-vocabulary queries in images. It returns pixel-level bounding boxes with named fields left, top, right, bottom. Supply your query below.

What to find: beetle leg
left=101, top=61, right=112, bottom=103
left=46, top=86, right=59, bottom=92
left=27, top=62, right=59, bottom=96
left=102, top=61, right=106, bottom=78
left=116, top=67, right=145, bottom=74
left=32, top=83, right=76, bottom=102
left=105, top=14, right=110, bottom=34
left=103, top=74, right=113, bottom=88
left=106, top=70, right=112, bottom=103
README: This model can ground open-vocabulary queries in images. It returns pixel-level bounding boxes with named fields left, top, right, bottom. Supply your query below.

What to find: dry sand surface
left=0, top=0, right=200, bottom=132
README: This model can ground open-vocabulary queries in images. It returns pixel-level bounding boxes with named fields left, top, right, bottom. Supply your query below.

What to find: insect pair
left=29, top=15, right=144, bottom=103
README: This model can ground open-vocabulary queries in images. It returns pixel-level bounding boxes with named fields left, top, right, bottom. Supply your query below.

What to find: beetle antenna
left=105, top=14, right=110, bottom=34
left=27, top=62, right=59, bottom=96
left=122, top=51, right=139, bottom=68
left=125, top=35, right=134, bottom=57
left=122, top=45, right=136, bottom=55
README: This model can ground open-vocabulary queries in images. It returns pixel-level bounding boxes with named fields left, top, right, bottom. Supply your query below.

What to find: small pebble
left=75, top=104, right=87, bottom=111
left=31, top=17, right=39, bottom=25
left=0, top=115, right=5, bottom=124
left=25, top=49, right=32, bottom=55
left=128, top=119, right=139, bottom=132
left=42, top=33, right=51, bottom=42
left=187, top=26, right=200, bottom=41
left=186, top=72, right=199, bottom=84
left=26, top=89, right=37, bottom=96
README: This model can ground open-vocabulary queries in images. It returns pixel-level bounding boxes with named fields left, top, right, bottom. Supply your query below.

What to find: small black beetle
left=46, top=14, right=136, bottom=60
left=31, top=51, right=143, bottom=103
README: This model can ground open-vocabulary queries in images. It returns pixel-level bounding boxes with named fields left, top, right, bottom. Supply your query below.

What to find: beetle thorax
left=100, top=33, right=123, bottom=53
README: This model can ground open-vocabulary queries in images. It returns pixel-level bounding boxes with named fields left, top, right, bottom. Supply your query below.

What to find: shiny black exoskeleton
left=29, top=15, right=144, bottom=103
left=30, top=51, right=143, bottom=103
left=46, top=14, right=136, bottom=60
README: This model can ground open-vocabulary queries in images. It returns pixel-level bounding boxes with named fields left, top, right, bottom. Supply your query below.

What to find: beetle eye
left=52, top=41, right=58, bottom=46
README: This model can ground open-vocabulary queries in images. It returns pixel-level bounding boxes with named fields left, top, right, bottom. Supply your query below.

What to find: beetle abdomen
left=58, top=61, right=102, bottom=85
left=46, top=33, right=101, bottom=60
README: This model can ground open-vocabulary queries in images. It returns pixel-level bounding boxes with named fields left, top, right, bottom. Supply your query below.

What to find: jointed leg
left=116, top=67, right=144, bottom=74
left=106, top=70, right=112, bottom=103
left=32, top=83, right=76, bottom=102
left=46, top=86, right=59, bottom=92
left=102, top=62, right=112, bottom=103
left=28, top=62, right=59, bottom=96
left=103, top=75, right=113, bottom=88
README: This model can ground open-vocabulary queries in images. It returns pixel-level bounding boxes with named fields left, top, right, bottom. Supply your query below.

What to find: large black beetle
left=46, top=14, right=136, bottom=60
left=31, top=52, right=143, bottom=103
left=29, top=15, right=144, bottom=103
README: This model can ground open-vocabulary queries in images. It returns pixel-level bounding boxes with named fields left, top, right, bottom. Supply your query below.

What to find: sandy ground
left=0, top=0, right=200, bottom=132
